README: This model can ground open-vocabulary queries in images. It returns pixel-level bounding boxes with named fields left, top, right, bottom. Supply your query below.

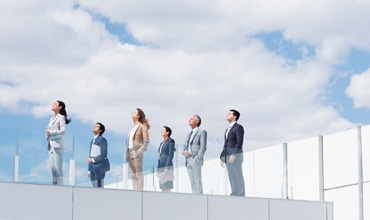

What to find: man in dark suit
left=220, top=109, right=245, bottom=196
left=87, top=122, right=110, bottom=188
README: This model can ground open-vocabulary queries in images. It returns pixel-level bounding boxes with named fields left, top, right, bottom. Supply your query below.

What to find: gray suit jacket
left=47, top=114, right=66, bottom=150
left=184, top=128, right=207, bottom=166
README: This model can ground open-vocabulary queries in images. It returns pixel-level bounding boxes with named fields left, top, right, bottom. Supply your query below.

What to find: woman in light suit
left=156, top=126, right=175, bottom=192
left=46, top=100, right=71, bottom=185
left=126, top=108, right=150, bottom=190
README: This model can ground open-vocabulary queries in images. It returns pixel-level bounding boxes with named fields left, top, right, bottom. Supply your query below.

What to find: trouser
left=90, top=170, right=105, bottom=188
left=128, top=150, right=144, bottom=190
left=226, top=159, right=245, bottom=196
left=49, top=147, right=65, bottom=185
left=186, top=157, right=203, bottom=194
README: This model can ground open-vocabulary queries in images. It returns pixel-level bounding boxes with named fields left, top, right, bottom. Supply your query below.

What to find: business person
left=46, top=100, right=71, bottom=185
left=87, top=123, right=110, bottom=188
left=156, top=126, right=176, bottom=192
left=183, top=115, right=207, bottom=194
left=126, top=108, right=150, bottom=190
left=220, top=109, right=245, bottom=196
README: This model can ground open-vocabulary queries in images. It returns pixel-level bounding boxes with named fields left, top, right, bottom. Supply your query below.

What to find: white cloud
left=346, top=68, right=370, bottom=109
left=0, top=0, right=360, bottom=151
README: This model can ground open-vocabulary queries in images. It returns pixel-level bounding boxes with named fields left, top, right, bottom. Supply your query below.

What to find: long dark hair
left=57, top=100, right=72, bottom=124
left=137, top=108, right=150, bottom=129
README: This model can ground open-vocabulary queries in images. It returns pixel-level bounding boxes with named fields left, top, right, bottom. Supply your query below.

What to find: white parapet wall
left=0, top=181, right=333, bottom=220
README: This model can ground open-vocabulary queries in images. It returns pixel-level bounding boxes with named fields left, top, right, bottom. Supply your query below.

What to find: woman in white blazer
left=46, top=100, right=71, bottom=185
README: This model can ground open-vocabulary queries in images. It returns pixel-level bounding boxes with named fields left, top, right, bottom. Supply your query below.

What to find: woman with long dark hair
left=46, top=100, right=71, bottom=185
left=125, top=108, right=150, bottom=190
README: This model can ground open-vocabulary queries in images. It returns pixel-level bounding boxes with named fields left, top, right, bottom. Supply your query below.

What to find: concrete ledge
left=0, top=182, right=333, bottom=220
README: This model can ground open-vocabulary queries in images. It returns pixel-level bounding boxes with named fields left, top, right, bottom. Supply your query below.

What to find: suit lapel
left=51, top=114, right=60, bottom=126
left=190, top=129, right=199, bottom=145
left=226, top=123, right=237, bottom=141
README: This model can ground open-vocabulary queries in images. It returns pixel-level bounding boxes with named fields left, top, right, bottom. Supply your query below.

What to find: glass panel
left=177, top=141, right=191, bottom=193
left=0, top=127, right=17, bottom=182
left=325, top=185, right=359, bottom=220
left=244, top=151, right=255, bottom=197
left=253, top=145, right=283, bottom=198
left=16, top=129, right=73, bottom=185
left=104, top=134, right=126, bottom=188
left=202, top=142, right=225, bottom=195
left=323, top=128, right=358, bottom=189
left=362, top=125, right=370, bottom=182
left=74, top=133, right=94, bottom=187
left=288, top=137, right=320, bottom=200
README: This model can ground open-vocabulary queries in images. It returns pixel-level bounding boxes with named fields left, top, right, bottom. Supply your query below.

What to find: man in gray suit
left=183, top=115, right=207, bottom=194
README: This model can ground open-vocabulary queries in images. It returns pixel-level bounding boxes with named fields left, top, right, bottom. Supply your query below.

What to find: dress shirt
left=225, top=122, right=236, bottom=139
left=90, top=134, right=99, bottom=163
left=188, top=127, right=199, bottom=154
left=128, top=124, right=139, bottom=149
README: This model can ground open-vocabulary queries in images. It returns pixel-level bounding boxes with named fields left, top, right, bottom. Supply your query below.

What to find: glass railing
left=2, top=124, right=370, bottom=220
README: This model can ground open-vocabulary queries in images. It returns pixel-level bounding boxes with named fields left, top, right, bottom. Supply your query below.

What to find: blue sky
left=1, top=0, right=370, bottom=185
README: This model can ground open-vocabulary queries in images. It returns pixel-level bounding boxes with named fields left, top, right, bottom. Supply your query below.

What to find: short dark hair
left=96, top=122, right=105, bottom=135
left=230, top=109, right=240, bottom=121
left=194, top=115, right=201, bottom=127
left=163, top=126, right=172, bottom=137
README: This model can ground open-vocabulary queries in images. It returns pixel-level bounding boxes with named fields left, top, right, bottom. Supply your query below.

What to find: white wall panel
left=208, top=195, right=269, bottom=220
left=0, top=182, right=72, bottom=220
left=73, top=187, right=142, bottom=220
left=270, top=199, right=327, bottom=220
left=143, top=191, right=207, bottom=220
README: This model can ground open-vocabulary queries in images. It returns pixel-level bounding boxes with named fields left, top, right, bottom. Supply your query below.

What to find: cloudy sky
left=1, top=0, right=370, bottom=150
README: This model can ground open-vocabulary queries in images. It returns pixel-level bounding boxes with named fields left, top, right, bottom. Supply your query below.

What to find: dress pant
left=49, top=147, right=65, bottom=185
left=128, top=149, right=144, bottom=190
left=226, top=156, right=245, bottom=196
left=90, top=170, right=106, bottom=188
left=186, top=156, right=203, bottom=194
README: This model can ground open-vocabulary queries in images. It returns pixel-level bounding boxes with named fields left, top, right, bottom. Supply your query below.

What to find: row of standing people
left=46, top=100, right=245, bottom=196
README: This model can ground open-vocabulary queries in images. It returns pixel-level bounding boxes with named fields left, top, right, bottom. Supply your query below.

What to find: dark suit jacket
left=157, top=137, right=175, bottom=170
left=88, top=135, right=110, bottom=177
left=220, top=123, right=244, bottom=163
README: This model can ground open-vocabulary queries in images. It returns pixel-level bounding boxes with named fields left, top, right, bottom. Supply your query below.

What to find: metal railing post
left=357, top=126, right=364, bottom=220
left=282, top=143, right=288, bottom=199
left=318, top=135, right=325, bottom=201
left=13, top=130, right=19, bottom=182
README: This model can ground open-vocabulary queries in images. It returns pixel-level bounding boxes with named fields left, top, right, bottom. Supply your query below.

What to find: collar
left=228, top=122, right=236, bottom=128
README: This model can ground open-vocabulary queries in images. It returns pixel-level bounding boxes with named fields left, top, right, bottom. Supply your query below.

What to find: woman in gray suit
left=46, top=100, right=71, bottom=185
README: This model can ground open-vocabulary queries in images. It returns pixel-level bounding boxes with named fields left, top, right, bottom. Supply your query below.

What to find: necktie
left=186, top=131, right=193, bottom=151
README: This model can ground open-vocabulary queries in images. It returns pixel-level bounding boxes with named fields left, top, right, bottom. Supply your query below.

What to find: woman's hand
left=156, top=172, right=159, bottom=177
left=164, top=169, right=169, bottom=174
left=46, top=129, right=51, bottom=138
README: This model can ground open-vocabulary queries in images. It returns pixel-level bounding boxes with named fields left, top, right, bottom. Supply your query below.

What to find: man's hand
left=183, top=150, right=191, bottom=157
left=156, top=172, right=159, bottom=177
left=228, top=155, right=236, bottom=163
left=164, top=169, right=169, bottom=174
left=220, top=161, right=225, bottom=167
left=87, top=171, right=90, bottom=178
left=87, top=158, right=93, bottom=163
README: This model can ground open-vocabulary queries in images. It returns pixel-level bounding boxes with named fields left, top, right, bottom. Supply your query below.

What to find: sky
left=1, top=0, right=370, bottom=153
